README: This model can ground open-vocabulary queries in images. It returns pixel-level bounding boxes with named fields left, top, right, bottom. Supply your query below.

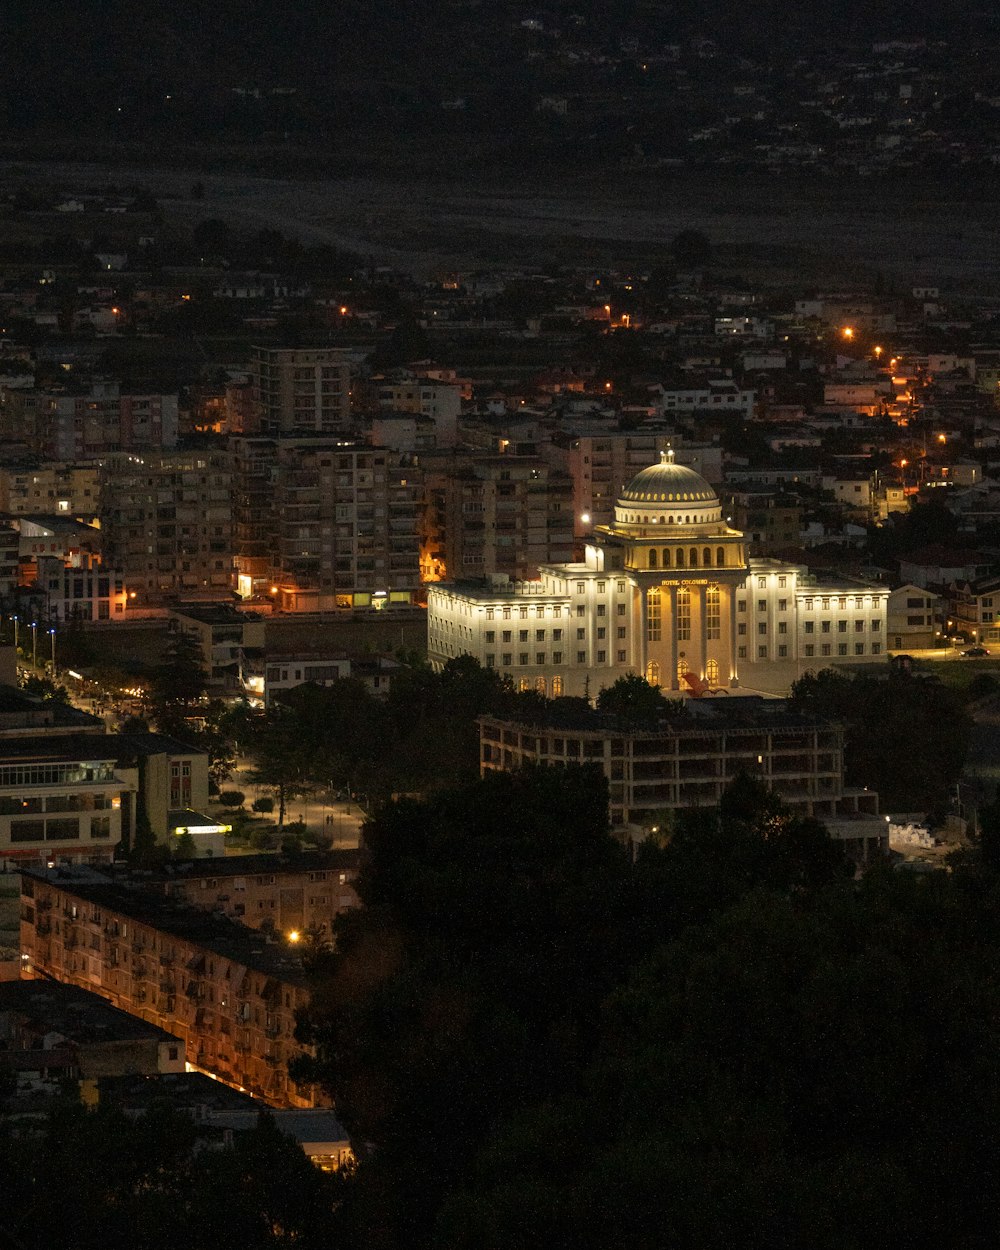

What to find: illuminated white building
left=427, top=453, right=889, bottom=696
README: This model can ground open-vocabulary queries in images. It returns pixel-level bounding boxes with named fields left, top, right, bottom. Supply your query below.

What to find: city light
left=287, top=930, right=301, bottom=943
left=842, top=326, right=854, bottom=339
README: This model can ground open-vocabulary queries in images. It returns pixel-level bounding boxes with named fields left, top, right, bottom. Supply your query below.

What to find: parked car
left=962, top=646, right=990, bottom=657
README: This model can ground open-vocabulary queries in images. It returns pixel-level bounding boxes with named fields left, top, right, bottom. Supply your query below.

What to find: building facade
left=233, top=437, right=422, bottom=611
left=250, top=346, right=352, bottom=436
left=419, top=451, right=574, bottom=583
left=479, top=703, right=885, bottom=861
left=100, top=451, right=234, bottom=604
left=427, top=453, right=889, bottom=697
left=20, top=866, right=326, bottom=1107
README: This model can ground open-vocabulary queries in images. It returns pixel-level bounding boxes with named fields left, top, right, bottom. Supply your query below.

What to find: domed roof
left=619, top=450, right=718, bottom=505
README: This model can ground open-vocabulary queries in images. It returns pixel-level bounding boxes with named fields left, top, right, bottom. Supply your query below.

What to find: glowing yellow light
left=900, top=459, right=908, bottom=468
left=938, top=433, right=946, bottom=444
left=842, top=326, right=854, bottom=339
left=269, top=585, right=278, bottom=594
left=339, top=305, right=348, bottom=314
left=873, top=345, right=883, bottom=356
left=287, top=930, right=301, bottom=944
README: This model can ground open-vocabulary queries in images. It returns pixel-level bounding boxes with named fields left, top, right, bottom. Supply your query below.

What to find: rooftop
left=22, top=865, right=311, bottom=984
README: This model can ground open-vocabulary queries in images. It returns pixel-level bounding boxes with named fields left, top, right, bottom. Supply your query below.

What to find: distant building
left=419, top=451, right=573, bottom=583
left=244, top=652, right=400, bottom=706
left=168, top=603, right=266, bottom=687
left=0, top=381, right=178, bottom=459
left=0, top=461, right=101, bottom=518
left=100, top=450, right=234, bottom=605
left=0, top=980, right=186, bottom=1078
left=151, top=851, right=361, bottom=939
left=233, top=438, right=421, bottom=611
left=480, top=698, right=886, bottom=863
left=0, top=699, right=215, bottom=865
left=428, top=453, right=888, bottom=698
left=250, top=346, right=352, bottom=436
left=887, top=584, right=941, bottom=650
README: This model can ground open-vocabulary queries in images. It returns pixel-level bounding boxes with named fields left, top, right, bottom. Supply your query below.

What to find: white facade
left=427, top=454, right=889, bottom=697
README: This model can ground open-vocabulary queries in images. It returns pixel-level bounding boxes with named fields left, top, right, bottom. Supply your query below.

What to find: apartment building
left=20, top=865, right=328, bottom=1108
left=153, top=851, right=361, bottom=938
left=100, top=451, right=234, bottom=604
left=250, top=346, right=352, bottom=436
left=1, top=381, right=178, bottom=459
left=480, top=699, right=886, bottom=862
left=887, top=583, right=941, bottom=650
left=0, top=461, right=100, bottom=518
left=233, top=437, right=421, bottom=611
left=725, top=492, right=803, bottom=556
left=420, top=451, right=573, bottom=583
left=37, top=553, right=127, bottom=622
left=374, top=373, right=460, bottom=446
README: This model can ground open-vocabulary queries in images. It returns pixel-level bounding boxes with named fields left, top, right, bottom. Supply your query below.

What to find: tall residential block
left=100, top=451, right=234, bottom=604
left=233, top=437, right=421, bottom=610
left=250, top=346, right=352, bottom=435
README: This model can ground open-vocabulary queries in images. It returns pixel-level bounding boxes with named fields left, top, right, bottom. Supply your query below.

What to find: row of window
left=740, top=643, right=882, bottom=660
left=486, top=649, right=627, bottom=668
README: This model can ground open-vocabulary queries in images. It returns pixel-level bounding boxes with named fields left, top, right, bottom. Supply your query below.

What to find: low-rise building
left=480, top=698, right=885, bottom=862
left=0, top=705, right=214, bottom=865
left=887, top=583, right=942, bottom=650
left=168, top=603, right=266, bottom=687
left=0, top=980, right=186, bottom=1078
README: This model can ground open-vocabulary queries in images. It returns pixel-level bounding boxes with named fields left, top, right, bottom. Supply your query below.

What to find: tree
left=596, top=673, right=682, bottom=727
left=294, top=765, right=635, bottom=1247
left=148, top=630, right=206, bottom=735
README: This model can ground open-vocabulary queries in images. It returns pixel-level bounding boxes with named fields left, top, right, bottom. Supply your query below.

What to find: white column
left=729, top=583, right=739, bottom=686
left=668, top=585, right=679, bottom=690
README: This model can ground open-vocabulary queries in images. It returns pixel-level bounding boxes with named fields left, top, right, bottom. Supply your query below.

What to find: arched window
left=677, top=658, right=690, bottom=683
left=659, top=516, right=665, bottom=524
left=662, top=548, right=671, bottom=568
left=535, top=676, right=547, bottom=695
left=689, top=548, right=698, bottom=567
left=706, top=658, right=720, bottom=684
left=717, top=546, right=725, bottom=566
left=552, top=676, right=563, bottom=696
left=649, top=549, right=658, bottom=569
left=676, top=548, right=685, bottom=568
left=703, top=547, right=712, bottom=566
left=645, top=661, right=660, bottom=687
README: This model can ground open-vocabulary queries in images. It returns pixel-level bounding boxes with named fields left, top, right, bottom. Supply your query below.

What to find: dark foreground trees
left=0, top=1104, right=345, bottom=1250
left=294, top=766, right=860, bottom=1248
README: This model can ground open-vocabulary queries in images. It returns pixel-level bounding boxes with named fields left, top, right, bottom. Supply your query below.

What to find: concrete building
left=480, top=699, right=886, bottom=861
left=419, top=451, right=573, bottom=583
left=427, top=453, right=888, bottom=698
left=1, top=381, right=178, bottom=459
left=0, top=702, right=215, bottom=865
left=725, top=491, right=803, bottom=555
left=100, top=450, right=234, bottom=605
left=19, top=864, right=328, bottom=1107
left=0, top=980, right=186, bottom=1079
left=244, top=652, right=400, bottom=706
left=152, top=851, right=361, bottom=939
left=37, top=553, right=127, bottom=623
left=949, top=575, right=1000, bottom=645
left=375, top=374, right=461, bottom=447
left=887, top=583, right=942, bottom=650
left=0, top=462, right=101, bottom=518
left=250, top=346, right=352, bottom=436
left=168, top=603, right=266, bottom=687
left=233, top=437, right=422, bottom=611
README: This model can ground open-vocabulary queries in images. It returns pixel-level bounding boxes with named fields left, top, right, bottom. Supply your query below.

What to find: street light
left=11, top=615, right=17, bottom=649
left=30, top=621, right=37, bottom=669
left=49, top=627, right=56, bottom=677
